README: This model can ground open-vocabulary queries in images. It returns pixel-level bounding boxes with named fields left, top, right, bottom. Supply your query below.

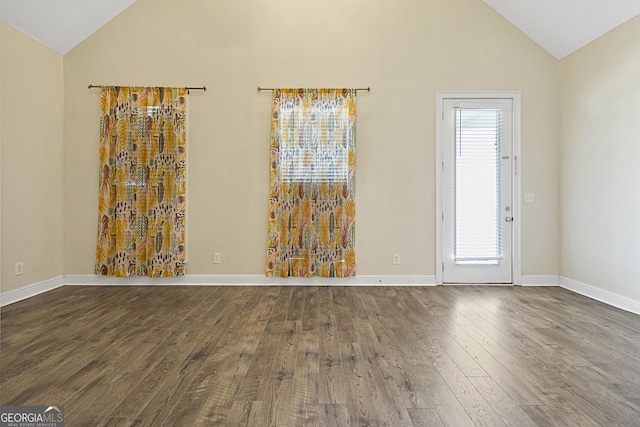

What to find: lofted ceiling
left=483, top=0, right=640, bottom=59
left=1, top=0, right=639, bottom=58
left=0, top=0, right=137, bottom=55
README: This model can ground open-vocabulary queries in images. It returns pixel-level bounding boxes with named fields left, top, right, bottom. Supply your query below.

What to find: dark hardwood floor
left=2, top=285, right=640, bottom=426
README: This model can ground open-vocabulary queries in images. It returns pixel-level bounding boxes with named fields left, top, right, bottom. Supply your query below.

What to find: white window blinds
left=454, top=108, right=502, bottom=265
left=279, top=98, right=350, bottom=183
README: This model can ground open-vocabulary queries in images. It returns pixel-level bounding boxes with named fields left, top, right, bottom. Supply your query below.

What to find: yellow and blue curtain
left=95, top=87, right=187, bottom=277
left=266, top=89, right=357, bottom=277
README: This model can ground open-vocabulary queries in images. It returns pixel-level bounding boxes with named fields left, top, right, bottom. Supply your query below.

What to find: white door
left=441, top=98, right=514, bottom=284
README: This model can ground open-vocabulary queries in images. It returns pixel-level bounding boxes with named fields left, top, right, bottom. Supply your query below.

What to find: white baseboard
left=559, top=276, right=640, bottom=316
left=63, top=274, right=437, bottom=287
left=8, top=275, right=638, bottom=317
left=0, top=275, right=65, bottom=307
left=520, top=275, right=560, bottom=286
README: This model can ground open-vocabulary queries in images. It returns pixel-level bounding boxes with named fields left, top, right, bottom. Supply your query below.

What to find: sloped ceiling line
left=0, top=0, right=138, bottom=55
left=1, top=0, right=639, bottom=58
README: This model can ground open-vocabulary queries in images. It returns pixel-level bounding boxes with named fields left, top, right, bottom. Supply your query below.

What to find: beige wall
left=1, top=21, right=65, bottom=292
left=559, top=16, right=640, bottom=300
left=62, top=0, right=560, bottom=277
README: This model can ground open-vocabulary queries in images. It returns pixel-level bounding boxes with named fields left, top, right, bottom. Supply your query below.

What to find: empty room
left=1, top=0, right=639, bottom=425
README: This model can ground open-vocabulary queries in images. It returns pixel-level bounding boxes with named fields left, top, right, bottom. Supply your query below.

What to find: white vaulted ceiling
left=483, top=0, right=640, bottom=59
left=1, top=0, right=639, bottom=58
left=0, top=0, right=138, bottom=54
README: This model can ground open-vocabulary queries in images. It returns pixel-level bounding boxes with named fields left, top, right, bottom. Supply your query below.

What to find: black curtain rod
left=88, top=84, right=206, bottom=93
left=258, top=86, right=370, bottom=92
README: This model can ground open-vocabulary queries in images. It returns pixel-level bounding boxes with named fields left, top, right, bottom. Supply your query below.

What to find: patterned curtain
left=266, top=89, right=357, bottom=277
left=95, top=87, right=187, bottom=277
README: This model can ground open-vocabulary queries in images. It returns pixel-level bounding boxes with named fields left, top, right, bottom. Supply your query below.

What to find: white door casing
left=436, top=91, right=521, bottom=285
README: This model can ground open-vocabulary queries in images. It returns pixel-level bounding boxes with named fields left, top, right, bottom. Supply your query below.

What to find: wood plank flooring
left=2, top=285, right=640, bottom=426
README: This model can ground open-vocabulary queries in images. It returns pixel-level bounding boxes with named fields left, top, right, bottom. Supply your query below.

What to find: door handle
left=505, top=217, right=514, bottom=222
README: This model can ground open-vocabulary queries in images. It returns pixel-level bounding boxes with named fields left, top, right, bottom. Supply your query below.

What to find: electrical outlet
left=213, top=253, right=221, bottom=264
left=15, top=262, right=24, bottom=276
left=524, top=193, right=535, bottom=203
left=393, top=254, right=400, bottom=265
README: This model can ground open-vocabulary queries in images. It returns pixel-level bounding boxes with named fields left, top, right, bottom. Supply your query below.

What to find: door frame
left=435, top=91, right=522, bottom=286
